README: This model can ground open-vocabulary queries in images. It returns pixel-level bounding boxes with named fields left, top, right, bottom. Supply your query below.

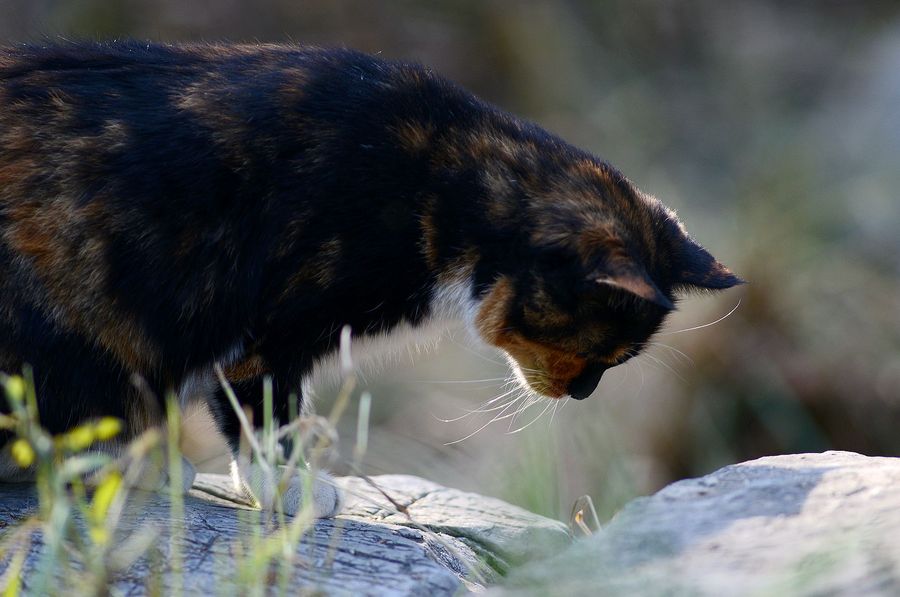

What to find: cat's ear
left=589, top=261, right=674, bottom=310
left=675, top=239, right=744, bottom=290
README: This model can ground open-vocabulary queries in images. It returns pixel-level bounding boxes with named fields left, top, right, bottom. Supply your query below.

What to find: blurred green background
left=3, top=0, right=899, bottom=522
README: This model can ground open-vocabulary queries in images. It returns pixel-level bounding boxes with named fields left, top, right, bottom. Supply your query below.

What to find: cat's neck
left=299, top=272, right=477, bottom=394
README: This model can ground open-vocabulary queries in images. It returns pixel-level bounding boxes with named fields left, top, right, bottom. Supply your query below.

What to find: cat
left=0, top=41, right=741, bottom=517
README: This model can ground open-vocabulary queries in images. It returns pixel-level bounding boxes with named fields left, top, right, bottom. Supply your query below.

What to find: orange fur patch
left=393, top=121, right=434, bottom=153
left=5, top=196, right=159, bottom=371
left=476, top=277, right=587, bottom=398
left=418, top=195, right=440, bottom=271
left=224, top=354, right=268, bottom=382
left=499, top=335, right=587, bottom=398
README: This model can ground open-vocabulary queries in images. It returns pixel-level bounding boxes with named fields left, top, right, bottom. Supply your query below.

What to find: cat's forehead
left=518, top=291, right=662, bottom=360
left=526, top=157, right=669, bottom=261
left=445, top=124, right=677, bottom=267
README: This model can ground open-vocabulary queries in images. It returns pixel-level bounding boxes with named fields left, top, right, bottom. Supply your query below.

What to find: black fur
left=0, top=41, right=740, bottom=450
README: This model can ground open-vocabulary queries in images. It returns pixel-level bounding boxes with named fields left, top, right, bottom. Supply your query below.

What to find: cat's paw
left=231, top=460, right=342, bottom=518
left=281, top=471, right=342, bottom=518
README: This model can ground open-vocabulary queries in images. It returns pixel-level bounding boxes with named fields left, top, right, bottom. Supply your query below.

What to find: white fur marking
left=230, top=458, right=341, bottom=517
left=303, top=274, right=480, bottom=390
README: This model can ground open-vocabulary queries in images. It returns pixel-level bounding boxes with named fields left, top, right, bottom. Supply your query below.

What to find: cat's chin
left=508, top=363, right=570, bottom=400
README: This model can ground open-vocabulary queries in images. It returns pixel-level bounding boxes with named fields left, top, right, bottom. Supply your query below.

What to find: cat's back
left=0, top=42, right=336, bottom=141
left=0, top=41, right=438, bottom=196
left=0, top=41, right=452, bottom=373
left=0, top=42, right=355, bottom=363
left=0, top=42, right=353, bottom=225
left=0, top=41, right=338, bottom=84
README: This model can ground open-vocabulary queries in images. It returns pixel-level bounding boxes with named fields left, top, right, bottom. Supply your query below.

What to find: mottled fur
left=0, top=42, right=740, bottom=514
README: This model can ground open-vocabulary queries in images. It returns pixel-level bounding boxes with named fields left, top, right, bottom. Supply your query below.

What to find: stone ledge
left=500, top=451, right=900, bottom=596
left=0, top=473, right=571, bottom=595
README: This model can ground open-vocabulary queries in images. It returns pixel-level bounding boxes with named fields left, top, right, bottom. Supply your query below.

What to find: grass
left=0, top=331, right=502, bottom=594
left=0, top=367, right=158, bottom=594
left=0, top=366, right=345, bottom=594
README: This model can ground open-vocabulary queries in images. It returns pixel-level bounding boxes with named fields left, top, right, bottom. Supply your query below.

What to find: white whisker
left=549, top=399, right=561, bottom=426
left=657, top=298, right=741, bottom=336
left=444, top=391, right=526, bottom=445
left=640, top=351, right=685, bottom=382
left=449, top=337, right=509, bottom=367
left=507, top=393, right=543, bottom=429
left=508, top=398, right=555, bottom=434
left=410, top=377, right=509, bottom=385
left=646, top=342, right=694, bottom=365
left=432, top=386, right=523, bottom=423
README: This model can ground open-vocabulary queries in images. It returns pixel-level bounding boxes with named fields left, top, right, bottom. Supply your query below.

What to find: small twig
left=358, top=473, right=410, bottom=518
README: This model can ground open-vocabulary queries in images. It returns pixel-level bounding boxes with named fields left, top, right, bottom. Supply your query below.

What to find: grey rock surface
left=0, top=473, right=570, bottom=595
left=500, top=451, right=900, bottom=596
left=339, top=474, right=572, bottom=572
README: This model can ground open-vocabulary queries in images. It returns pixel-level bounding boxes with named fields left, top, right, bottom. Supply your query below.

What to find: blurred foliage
left=2, top=0, right=900, bottom=521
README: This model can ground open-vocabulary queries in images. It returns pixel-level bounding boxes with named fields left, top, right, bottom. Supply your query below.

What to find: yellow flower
left=10, top=439, right=35, bottom=468
left=61, top=425, right=96, bottom=452
left=90, top=471, right=122, bottom=545
left=94, top=417, right=123, bottom=441
left=89, top=527, right=109, bottom=546
left=4, top=376, right=25, bottom=404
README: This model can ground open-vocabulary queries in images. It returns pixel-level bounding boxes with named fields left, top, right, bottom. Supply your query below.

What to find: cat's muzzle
left=568, top=363, right=610, bottom=400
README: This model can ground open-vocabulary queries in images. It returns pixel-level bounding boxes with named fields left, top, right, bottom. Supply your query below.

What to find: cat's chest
left=301, top=276, right=477, bottom=394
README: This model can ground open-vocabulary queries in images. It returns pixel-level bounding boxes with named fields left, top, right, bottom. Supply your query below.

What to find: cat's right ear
left=587, top=259, right=674, bottom=310
left=675, top=238, right=744, bottom=290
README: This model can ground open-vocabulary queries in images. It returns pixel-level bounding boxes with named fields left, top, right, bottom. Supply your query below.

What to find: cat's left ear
left=589, top=260, right=675, bottom=309
left=675, top=238, right=744, bottom=290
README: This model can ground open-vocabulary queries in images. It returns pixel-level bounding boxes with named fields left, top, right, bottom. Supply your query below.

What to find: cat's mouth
left=509, top=361, right=611, bottom=400
left=566, top=363, right=611, bottom=400
left=510, top=358, right=611, bottom=400
left=513, top=368, right=570, bottom=399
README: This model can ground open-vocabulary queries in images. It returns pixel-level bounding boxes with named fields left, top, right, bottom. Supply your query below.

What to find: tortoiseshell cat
left=0, top=42, right=740, bottom=516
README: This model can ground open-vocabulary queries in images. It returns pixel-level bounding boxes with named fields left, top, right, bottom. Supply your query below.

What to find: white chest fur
left=302, top=276, right=479, bottom=394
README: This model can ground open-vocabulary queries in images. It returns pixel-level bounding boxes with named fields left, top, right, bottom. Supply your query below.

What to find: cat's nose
left=568, top=364, right=610, bottom=400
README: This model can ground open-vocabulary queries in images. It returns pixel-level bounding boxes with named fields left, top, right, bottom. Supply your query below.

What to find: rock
left=0, top=473, right=570, bottom=595
left=339, top=475, right=573, bottom=573
left=499, top=451, right=900, bottom=596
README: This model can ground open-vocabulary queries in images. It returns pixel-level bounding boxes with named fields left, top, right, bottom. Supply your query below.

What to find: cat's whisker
left=432, top=385, right=524, bottom=423
left=444, top=390, right=527, bottom=445
left=657, top=299, right=742, bottom=336
left=482, top=382, right=526, bottom=405
left=471, top=388, right=529, bottom=413
left=639, top=351, right=686, bottom=382
left=549, top=399, right=560, bottom=426
left=507, top=392, right=544, bottom=430
left=448, top=337, right=509, bottom=368
left=508, top=398, right=556, bottom=435
left=410, top=377, right=509, bottom=385
left=645, top=341, right=694, bottom=366
left=433, top=397, right=521, bottom=423
left=489, top=391, right=534, bottom=425
left=459, top=396, right=525, bottom=419
left=607, top=359, right=632, bottom=394
left=559, top=397, right=571, bottom=416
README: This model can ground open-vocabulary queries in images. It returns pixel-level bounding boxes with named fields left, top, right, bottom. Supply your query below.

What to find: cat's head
left=468, top=155, right=742, bottom=400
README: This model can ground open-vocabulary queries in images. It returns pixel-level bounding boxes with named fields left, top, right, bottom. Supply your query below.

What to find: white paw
left=281, top=471, right=342, bottom=518
left=231, top=459, right=342, bottom=518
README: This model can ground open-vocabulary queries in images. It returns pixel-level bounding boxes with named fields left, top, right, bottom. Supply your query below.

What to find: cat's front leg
left=208, top=372, right=342, bottom=517
left=229, top=457, right=342, bottom=518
